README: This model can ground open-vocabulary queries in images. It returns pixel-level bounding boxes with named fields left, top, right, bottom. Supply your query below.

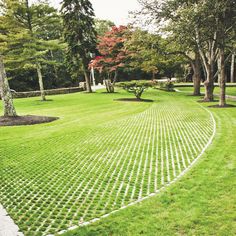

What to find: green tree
left=0, top=0, right=62, bottom=101
left=138, top=0, right=216, bottom=99
left=126, top=29, right=185, bottom=81
left=207, top=0, right=236, bottom=107
left=61, top=0, right=97, bottom=93
left=95, top=19, right=115, bottom=36
left=0, top=0, right=20, bottom=116
left=126, top=29, right=159, bottom=79
left=117, top=80, right=154, bottom=100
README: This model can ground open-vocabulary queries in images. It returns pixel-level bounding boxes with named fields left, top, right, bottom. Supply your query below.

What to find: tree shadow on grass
left=208, top=104, right=236, bottom=108
left=197, top=99, right=219, bottom=103
left=114, top=98, right=154, bottom=103
left=0, top=115, right=59, bottom=127
left=186, top=93, right=204, bottom=97
left=101, top=91, right=120, bottom=94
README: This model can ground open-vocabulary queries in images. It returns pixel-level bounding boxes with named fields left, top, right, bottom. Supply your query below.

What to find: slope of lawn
left=0, top=89, right=235, bottom=235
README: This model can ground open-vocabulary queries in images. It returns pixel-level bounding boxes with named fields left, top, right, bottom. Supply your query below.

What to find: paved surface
left=91, top=84, right=105, bottom=91
left=0, top=205, right=23, bottom=236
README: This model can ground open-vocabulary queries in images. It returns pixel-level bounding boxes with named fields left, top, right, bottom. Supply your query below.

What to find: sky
left=48, top=0, right=141, bottom=25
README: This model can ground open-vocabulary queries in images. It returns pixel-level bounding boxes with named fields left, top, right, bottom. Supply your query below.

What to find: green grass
left=176, top=86, right=236, bottom=96
left=0, top=89, right=235, bottom=236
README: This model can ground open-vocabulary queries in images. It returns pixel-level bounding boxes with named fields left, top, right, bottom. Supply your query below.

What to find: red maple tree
left=89, top=26, right=131, bottom=92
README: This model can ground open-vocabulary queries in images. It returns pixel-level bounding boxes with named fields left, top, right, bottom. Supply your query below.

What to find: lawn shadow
left=208, top=104, right=236, bottom=108
left=197, top=99, right=219, bottom=103
left=101, top=91, right=120, bottom=94
left=36, top=99, right=54, bottom=102
left=114, top=98, right=154, bottom=103
left=0, top=115, right=59, bottom=127
left=186, top=93, right=204, bottom=97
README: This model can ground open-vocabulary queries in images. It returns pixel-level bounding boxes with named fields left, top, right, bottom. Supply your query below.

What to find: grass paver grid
left=0, top=92, right=215, bottom=235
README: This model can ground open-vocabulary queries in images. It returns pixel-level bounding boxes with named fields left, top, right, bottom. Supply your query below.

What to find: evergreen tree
left=61, top=0, right=97, bottom=93
left=0, top=0, right=20, bottom=117
left=0, top=0, right=62, bottom=101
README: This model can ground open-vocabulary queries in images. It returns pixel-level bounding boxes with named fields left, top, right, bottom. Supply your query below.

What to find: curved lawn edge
left=56, top=104, right=217, bottom=236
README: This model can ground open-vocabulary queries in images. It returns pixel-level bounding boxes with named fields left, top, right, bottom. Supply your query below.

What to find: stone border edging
left=0, top=204, right=24, bottom=236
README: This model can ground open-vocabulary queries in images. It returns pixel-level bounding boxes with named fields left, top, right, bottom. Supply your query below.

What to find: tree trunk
left=218, top=48, right=226, bottom=107
left=230, top=52, right=235, bottom=83
left=203, top=63, right=214, bottom=102
left=135, top=89, right=144, bottom=100
left=0, top=57, right=17, bottom=117
left=192, top=53, right=201, bottom=96
left=104, top=79, right=109, bottom=92
left=36, top=63, right=46, bottom=101
left=25, top=0, right=33, bottom=32
left=104, top=79, right=114, bottom=93
left=81, top=57, right=92, bottom=93
left=84, top=70, right=92, bottom=93
left=112, top=71, right=118, bottom=85
left=50, top=50, right=59, bottom=82
left=195, top=30, right=216, bottom=101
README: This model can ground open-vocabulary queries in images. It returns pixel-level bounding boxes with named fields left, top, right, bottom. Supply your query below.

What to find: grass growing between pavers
left=63, top=92, right=236, bottom=236
left=0, top=89, right=234, bottom=235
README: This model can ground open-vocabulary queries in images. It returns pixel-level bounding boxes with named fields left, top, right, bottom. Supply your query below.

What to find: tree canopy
left=61, top=0, right=97, bottom=93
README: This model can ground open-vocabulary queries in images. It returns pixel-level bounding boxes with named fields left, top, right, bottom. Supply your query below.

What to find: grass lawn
left=0, top=89, right=235, bottom=235
left=176, top=86, right=236, bottom=96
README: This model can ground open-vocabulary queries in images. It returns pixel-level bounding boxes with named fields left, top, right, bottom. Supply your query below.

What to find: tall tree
left=213, top=0, right=236, bottom=106
left=0, top=0, right=62, bottom=101
left=126, top=29, right=185, bottom=81
left=196, top=0, right=236, bottom=106
left=137, top=0, right=203, bottom=96
left=0, top=0, right=20, bottom=117
left=126, top=29, right=159, bottom=79
left=61, top=0, right=97, bottom=93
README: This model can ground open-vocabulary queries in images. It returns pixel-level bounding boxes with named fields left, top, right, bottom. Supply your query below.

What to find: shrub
left=159, top=79, right=175, bottom=92
left=116, top=80, right=155, bottom=99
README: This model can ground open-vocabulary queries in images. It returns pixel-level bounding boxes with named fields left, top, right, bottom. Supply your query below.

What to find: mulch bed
left=0, top=115, right=59, bottom=127
left=208, top=104, right=236, bottom=108
left=114, top=98, right=154, bottom=103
